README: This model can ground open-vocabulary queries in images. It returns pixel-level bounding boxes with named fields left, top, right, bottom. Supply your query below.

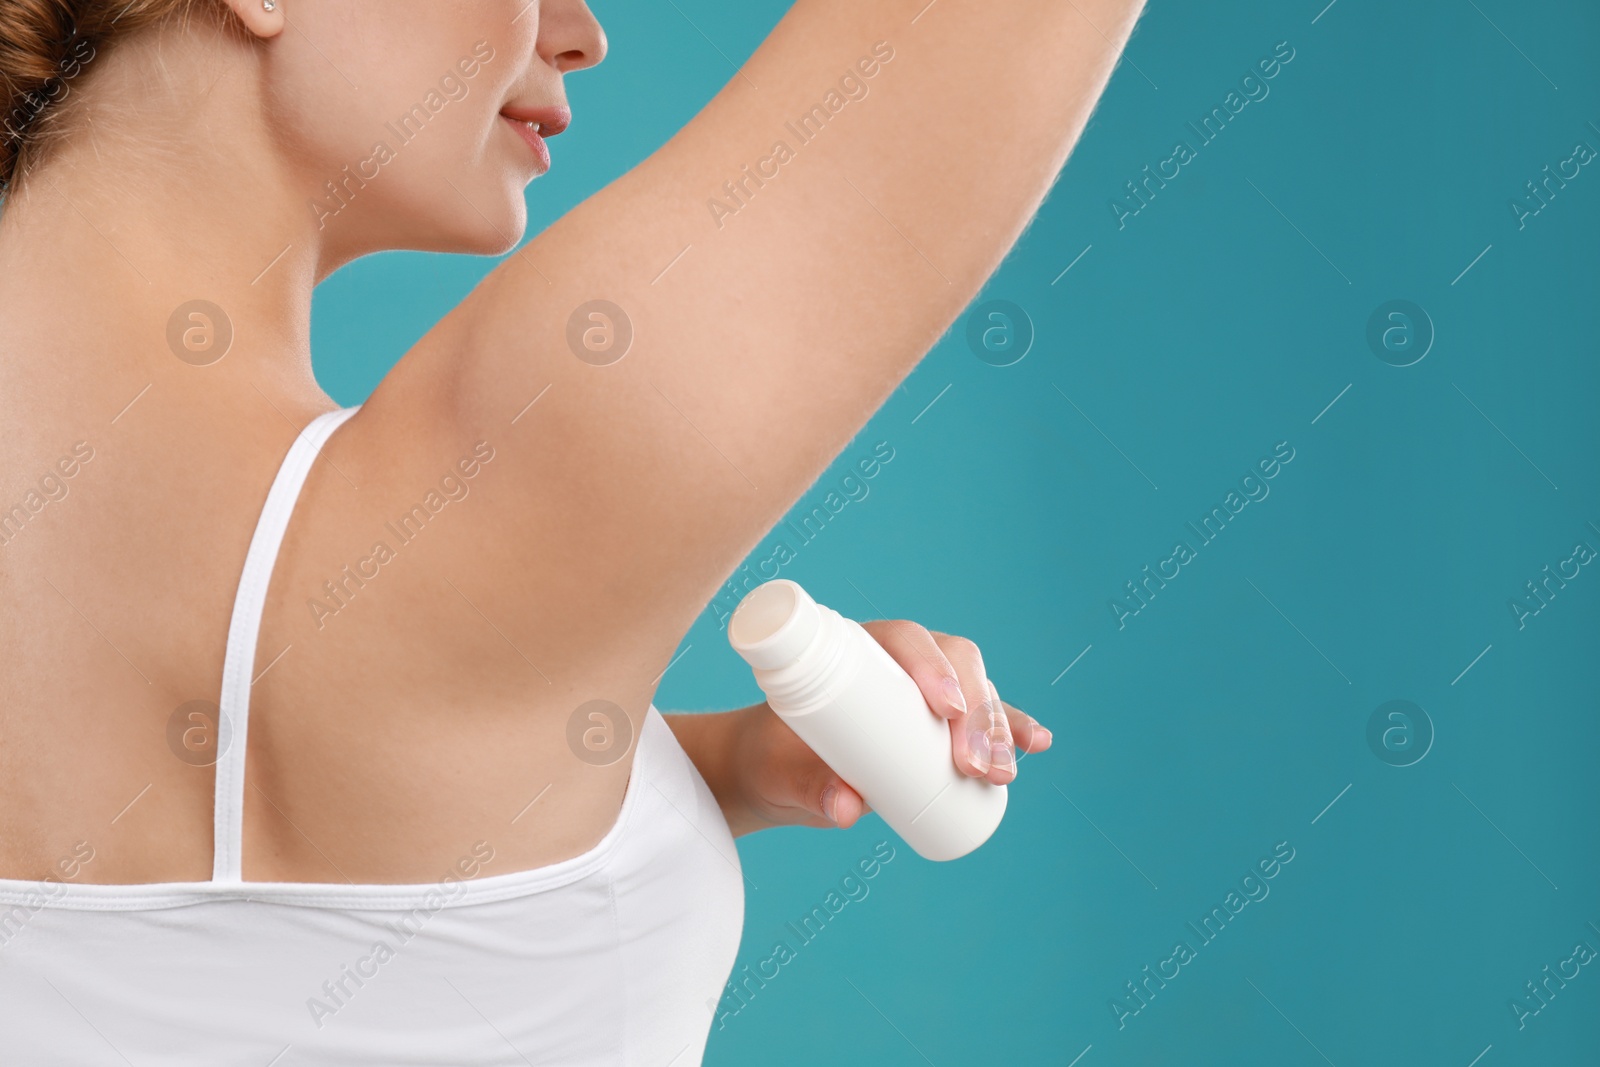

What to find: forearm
left=763, top=0, right=1150, bottom=300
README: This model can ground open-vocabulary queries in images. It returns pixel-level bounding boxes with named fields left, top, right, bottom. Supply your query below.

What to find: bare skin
left=0, top=0, right=1139, bottom=886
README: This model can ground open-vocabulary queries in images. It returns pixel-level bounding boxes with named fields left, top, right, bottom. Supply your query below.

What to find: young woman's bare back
left=0, top=0, right=1139, bottom=887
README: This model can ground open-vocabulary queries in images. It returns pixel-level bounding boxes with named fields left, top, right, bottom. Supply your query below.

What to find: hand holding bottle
left=724, top=580, right=1052, bottom=858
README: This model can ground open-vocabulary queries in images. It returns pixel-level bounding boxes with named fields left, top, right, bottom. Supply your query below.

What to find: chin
left=454, top=219, right=525, bottom=257
left=393, top=194, right=528, bottom=257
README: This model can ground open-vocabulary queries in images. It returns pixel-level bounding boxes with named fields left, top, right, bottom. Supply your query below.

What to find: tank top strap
left=211, top=406, right=361, bottom=884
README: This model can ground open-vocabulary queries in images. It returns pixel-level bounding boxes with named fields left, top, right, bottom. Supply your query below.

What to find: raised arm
left=357, top=0, right=1146, bottom=696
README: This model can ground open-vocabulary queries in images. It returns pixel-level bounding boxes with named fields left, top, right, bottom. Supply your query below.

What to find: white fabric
left=0, top=407, right=745, bottom=1065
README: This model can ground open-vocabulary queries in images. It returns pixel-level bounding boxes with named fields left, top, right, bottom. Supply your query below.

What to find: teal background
left=312, top=1, right=1600, bottom=1064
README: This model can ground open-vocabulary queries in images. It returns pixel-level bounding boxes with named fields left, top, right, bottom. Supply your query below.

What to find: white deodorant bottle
left=727, top=579, right=1007, bottom=861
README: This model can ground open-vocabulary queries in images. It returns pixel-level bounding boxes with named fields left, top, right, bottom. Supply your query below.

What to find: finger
left=758, top=709, right=872, bottom=829
left=934, top=633, right=994, bottom=777
left=780, top=729, right=864, bottom=827
left=1003, top=698, right=1052, bottom=754
left=862, top=619, right=966, bottom=719
left=983, top=679, right=1018, bottom=785
left=818, top=778, right=866, bottom=829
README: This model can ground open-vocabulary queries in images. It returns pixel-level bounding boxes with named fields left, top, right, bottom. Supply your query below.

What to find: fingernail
left=991, top=741, right=1016, bottom=774
left=821, top=785, right=839, bottom=824
left=1033, top=724, right=1053, bottom=747
left=967, top=729, right=992, bottom=774
left=943, top=676, right=967, bottom=714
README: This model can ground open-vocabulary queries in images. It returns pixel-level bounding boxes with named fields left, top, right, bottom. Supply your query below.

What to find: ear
left=218, top=0, right=286, bottom=39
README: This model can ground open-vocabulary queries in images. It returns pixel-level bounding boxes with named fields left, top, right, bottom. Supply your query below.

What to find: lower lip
left=502, top=116, right=551, bottom=173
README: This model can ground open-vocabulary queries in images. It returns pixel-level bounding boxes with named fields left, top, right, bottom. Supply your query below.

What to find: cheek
left=262, top=49, right=373, bottom=176
left=266, top=10, right=531, bottom=249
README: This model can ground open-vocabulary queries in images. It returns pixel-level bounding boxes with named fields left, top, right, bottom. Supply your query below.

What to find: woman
left=0, top=0, right=1140, bottom=1061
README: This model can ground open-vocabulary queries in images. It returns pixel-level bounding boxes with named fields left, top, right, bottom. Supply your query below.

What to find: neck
left=0, top=18, right=358, bottom=437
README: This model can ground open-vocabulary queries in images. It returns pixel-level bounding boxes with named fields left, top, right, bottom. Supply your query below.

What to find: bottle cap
left=728, top=579, right=821, bottom=671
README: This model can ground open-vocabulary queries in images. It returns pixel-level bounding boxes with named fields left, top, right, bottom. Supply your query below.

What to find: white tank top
left=0, top=407, right=745, bottom=1065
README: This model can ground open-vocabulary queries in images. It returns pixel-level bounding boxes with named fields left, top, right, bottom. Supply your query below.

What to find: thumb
left=815, top=776, right=866, bottom=829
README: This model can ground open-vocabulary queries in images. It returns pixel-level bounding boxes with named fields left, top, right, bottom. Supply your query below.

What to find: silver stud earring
left=263, top=0, right=277, bottom=10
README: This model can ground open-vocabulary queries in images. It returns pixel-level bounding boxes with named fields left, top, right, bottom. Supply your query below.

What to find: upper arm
left=354, top=0, right=1144, bottom=693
